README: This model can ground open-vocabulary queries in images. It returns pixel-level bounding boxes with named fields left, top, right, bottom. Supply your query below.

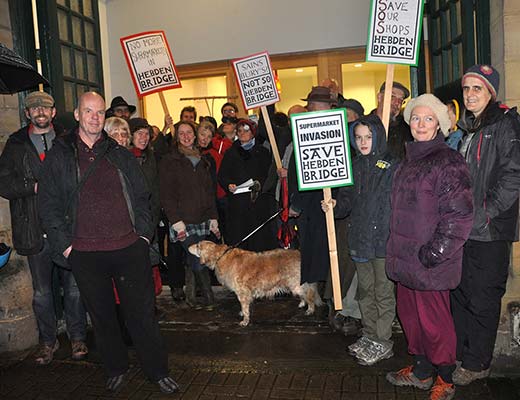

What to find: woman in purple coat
left=385, top=94, right=473, bottom=400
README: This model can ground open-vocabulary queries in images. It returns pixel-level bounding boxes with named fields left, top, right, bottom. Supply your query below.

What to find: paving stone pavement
left=1, top=289, right=519, bottom=399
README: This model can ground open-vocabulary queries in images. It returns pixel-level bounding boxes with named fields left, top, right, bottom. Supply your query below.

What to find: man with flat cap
left=106, top=96, right=136, bottom=120
left=0, top=91, right=88, bottom=365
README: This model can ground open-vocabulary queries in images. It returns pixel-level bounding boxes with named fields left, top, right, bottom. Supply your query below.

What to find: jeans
left=69, top=238, right=168, bottom=380
left=27, top=238, right=87, bottom=345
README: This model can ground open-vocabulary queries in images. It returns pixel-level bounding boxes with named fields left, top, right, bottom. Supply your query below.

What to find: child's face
left=354, top=124, right=373, bottom=155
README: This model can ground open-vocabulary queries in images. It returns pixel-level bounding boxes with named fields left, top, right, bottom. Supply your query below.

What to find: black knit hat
left=342, top=98, right=365, bottom=117
left=462, top=64, right=500, bottom=99
left=128, top=117, right=151, bottom=135
left=379, top=81, right=410, bottom=99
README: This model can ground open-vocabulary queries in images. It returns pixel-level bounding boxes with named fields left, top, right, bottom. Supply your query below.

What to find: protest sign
left=291, top=109, right=353, bottom=191
left=366, top=0, right=425, bottom=66
left=120, top=31, right=181, bottom=97
left=232, top=52, right=280, bottom=110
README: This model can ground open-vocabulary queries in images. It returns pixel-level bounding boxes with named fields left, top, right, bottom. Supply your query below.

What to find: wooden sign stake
left=323, top=187, right=342, bottom=310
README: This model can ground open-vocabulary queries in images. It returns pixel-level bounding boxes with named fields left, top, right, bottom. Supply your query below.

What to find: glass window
left=71, top=16, right=83, bottom=46
left=276, top=66, right=318, bottom=115
left=57, top=9, right=69, bottom=41
left=75, top=50, right=85, bottom=80
left=61, top=46, right=72, bottom=77
left=85, top=21, right=95, bottom=51
left=83, top=0, right=94, bottom=18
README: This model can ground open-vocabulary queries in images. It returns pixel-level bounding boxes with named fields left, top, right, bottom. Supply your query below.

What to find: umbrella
left=277, top=176, right=298, bottom=249
left=0, top=42, right=49, bottom=94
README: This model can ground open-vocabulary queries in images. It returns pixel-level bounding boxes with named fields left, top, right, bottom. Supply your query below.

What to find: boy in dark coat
left=322, top=114, right=398, bottom=366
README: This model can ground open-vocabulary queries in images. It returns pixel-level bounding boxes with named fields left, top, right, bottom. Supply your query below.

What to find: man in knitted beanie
left=452, top=64, right=520, bottom=385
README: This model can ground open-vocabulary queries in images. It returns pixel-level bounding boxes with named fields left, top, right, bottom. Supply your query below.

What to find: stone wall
left=489, top=0, right=520, bottom=374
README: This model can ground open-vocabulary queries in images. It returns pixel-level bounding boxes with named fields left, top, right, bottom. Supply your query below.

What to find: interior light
left=354, top=64, right=363, bottom=68
left=295, top=68, right=304, bottom=73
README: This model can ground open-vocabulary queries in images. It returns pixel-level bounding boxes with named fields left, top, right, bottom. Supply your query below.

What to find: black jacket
left=458, top=103, right=520, bottom=241
left=38, top=130, right=154, bottom=267
left=334, top=114, right=399, bottom=259
left=0, top=125, right=44, bottom=255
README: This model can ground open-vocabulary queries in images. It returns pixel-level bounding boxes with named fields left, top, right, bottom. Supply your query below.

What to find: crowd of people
left=0, top=63, right=519, bottom=399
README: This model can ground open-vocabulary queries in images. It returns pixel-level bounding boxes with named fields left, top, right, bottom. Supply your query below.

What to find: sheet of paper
left=234, top=178, right=253, bottom=194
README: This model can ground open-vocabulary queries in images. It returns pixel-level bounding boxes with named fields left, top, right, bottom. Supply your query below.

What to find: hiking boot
left=347, top=336, right=372, bottom=356
left=35, top=341, right=59, bottom=366
left=386, top=365, right=434, bottom=390
left=170, top=287, right=185, bottom=302
left=71, top=340, right=88, bottom=361
left=328, top=313, right=346, bottom=332
left=341, top=316, right=362, bottom=336
left=452, top=366, right=490, bottom=386
left=430, top=376, right=455, bottom=400
left=355, top=339, right=393, bottom=366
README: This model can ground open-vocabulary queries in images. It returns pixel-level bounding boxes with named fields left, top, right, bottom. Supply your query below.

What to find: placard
left=120, top=31, right=181, bottom=97
left=366, top=0, right=425, bottom=66
left=232, top=51, right=279, bottom=110
left=291, top=109, right=353, bottom=191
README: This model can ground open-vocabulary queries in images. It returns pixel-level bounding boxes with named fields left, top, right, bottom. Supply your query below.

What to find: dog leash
left=213, top=209, right=283, bottom=265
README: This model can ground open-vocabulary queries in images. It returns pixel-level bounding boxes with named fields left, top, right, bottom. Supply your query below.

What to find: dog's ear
left=187, top=243, right=200, bottom=257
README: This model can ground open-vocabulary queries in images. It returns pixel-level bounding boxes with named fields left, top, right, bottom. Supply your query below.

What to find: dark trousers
left=451, top=239, right=510, bottom=371
left=166, top=241, right=185, bottom=288
left=27, top=238, right=86, bottom=344
left=69, top=239, right=168, bottom=380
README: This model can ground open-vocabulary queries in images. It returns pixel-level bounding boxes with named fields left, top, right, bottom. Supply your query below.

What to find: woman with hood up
left=322, top=114, right=399, bottom=366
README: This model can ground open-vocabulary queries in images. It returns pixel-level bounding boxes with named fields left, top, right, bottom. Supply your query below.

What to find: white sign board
left=366, top=0, right=425, bottom=66
left=232, top=52, right=280, bottom=110
left=291, top=109, right=353, bottom=191
left=120, top=31, right=181, bottom=97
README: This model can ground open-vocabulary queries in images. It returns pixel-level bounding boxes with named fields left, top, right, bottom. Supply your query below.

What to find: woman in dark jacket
left=159, top=121, right=219, bottom=309
left=384, top=94, right=473, bottom=400
left=218, top=119, right=276, bottom=251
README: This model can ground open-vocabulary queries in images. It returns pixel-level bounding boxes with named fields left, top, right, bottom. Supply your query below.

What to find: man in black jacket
left=38, top=92, right=178, bottom=394
left=452, top=64, right=520, bottom=385
left=0, top=91, right=88, bottom=365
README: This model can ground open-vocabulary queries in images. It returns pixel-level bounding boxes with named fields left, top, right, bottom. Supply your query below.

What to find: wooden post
left=158, top=91, right=174, bottom=134
left=323, top=187, right=342, bottom=310
left=260, top=106, right=282, bottom=169
left=381, top=64, right=395, bottom=137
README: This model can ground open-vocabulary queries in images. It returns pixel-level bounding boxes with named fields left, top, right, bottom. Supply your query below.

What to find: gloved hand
left=209, top=219, right=221, bottom=239
left=418, top=244, right=441, bottom=268
left=250, top=180, right=261, bottom=202
left=172, top=221, right=187, bottom=241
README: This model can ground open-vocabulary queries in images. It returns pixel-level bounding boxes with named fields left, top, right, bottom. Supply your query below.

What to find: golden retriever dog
left=188, top=241, right=322, bottom=326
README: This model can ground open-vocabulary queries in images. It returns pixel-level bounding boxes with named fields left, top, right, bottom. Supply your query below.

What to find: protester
left=289, top=87, right=337, bottom=286
left=451, top=64, right=520, bottom=385
left=38, top=92, right=178, bottom=394
left=371, top=81, right=412, bottom=160
left=385, top=94, right=473, bottom=400
left=218, top=119, right=275, bottom=251
left=105, top=96, right=136, bottom=120
left=105, top=117, right=131, bottom=148
left=322, top=114, right=398, bottom=366
left=159, top=121, right=219, bottom=310
left=444, top=99, right=463, bottom=150
left=220, top=102, right=239, bottom=124
left=0, top=91, right=88, bottom=366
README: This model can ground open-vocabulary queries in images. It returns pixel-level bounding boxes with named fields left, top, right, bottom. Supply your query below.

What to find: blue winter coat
left=386, top=132, right=473, bottom=291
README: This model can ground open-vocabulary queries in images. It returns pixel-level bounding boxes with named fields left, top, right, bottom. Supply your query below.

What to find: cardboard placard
left=291, top=109, right=353, bottom=191
left=120, top=31, right=181, bottom=97
left=366, top=0, right=425, bottom=66
left=232, top=52, right=279, bottom=110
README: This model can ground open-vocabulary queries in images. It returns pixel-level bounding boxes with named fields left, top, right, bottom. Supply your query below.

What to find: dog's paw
left=305, top=308, right=315, bottom=316
left=239, top=320, right=249, bottom=327
left=298, top=300, right=306, bottom=309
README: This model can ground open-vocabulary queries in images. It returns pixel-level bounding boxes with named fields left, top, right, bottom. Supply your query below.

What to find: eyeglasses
left=222, top=108, right=236, bottom=114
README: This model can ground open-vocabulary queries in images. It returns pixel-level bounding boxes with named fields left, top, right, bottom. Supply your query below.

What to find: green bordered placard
left=366, top=0, right=425, bottom=66
left=290, top=108, right=353, bottom=191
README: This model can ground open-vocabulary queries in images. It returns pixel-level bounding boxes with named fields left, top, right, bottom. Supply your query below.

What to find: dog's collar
left=214, top=245, right=235, bottom=266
